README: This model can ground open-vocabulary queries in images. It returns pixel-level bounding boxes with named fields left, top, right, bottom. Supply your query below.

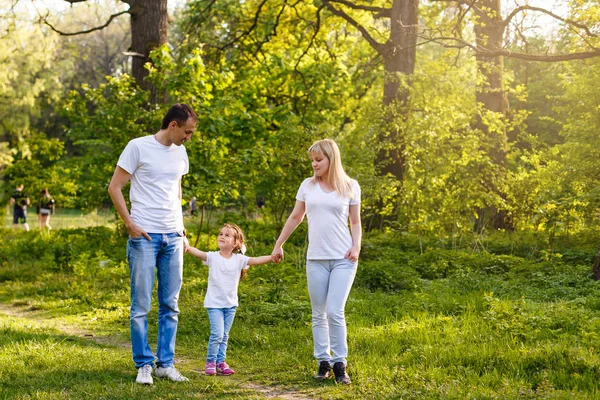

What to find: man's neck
left=154, top=129, right=172, bottom=146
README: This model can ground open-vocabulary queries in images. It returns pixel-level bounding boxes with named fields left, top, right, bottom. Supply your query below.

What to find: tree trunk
left=592, top=244, right=600, bottom=281
left=377, top=0, right=419, bottom=181
left=473, top=0, right=512, bottom=231
left=127, top=0, right=168, bottom=103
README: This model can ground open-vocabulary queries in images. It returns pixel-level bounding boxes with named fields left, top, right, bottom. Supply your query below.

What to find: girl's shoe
left=217, top=362, right=235, bottom=375
left=205, top=361, right=216, bottom=376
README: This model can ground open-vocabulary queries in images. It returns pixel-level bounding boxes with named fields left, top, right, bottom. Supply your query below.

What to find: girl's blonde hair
left=308, top=139, right=354, bottom=198
left=221, top=223, right=248, bottom=279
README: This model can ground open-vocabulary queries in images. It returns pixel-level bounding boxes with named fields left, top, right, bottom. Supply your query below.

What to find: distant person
left=189, top=196, right=197, bottom=216
left=271, top=139, right=361, bottom=385
left=10, top=184, right=30, bottom=231
left=108, top=103, right=198, bottom=385
left=36, top=188, right=55, bottom=230
left=185, top=223, right=276, bottom=376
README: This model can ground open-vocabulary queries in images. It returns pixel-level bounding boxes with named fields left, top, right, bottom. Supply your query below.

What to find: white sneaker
left=154, top=366, right=189, bottom=382
left=136, top=364, right=153, bottom=385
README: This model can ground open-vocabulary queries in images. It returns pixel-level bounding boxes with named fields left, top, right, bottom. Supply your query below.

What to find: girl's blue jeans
left=306, top=259, right=357, bottom=365
left=206, top=307, right=237, bottom=363
left=127, top=232, right=184, bottom=369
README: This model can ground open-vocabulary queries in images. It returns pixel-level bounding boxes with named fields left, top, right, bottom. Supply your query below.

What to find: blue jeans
left=206, top=307, right=237, bottom=363
left=127, top=232, right=184, bottom=368
left=306, top=259, right=357, bottom=364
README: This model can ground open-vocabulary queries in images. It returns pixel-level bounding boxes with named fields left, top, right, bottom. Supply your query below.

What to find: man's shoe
left=333, top=362, right=351, bottom=385
left=205, top=361, right=216, bottom=376
left=314, top=361, right=331, bottom=380
left=136, top=364, right=153, bottom=385
left=154, top=366, right=189, bottom=382
left=216, top=362, right=235, bottom=375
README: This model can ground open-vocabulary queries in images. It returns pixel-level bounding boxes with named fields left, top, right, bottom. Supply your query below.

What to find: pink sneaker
left=205, top=361, right=216, bottom=376
left=217, top=362, right=235, bottom=375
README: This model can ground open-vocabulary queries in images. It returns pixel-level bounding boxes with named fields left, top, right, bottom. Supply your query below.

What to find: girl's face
left=217, top=227, right=237, bottom=251
left=310, top=152, right=330, bottom=178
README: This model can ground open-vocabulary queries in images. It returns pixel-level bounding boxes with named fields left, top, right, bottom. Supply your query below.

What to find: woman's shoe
left=333, top=362, right=351, bottom=385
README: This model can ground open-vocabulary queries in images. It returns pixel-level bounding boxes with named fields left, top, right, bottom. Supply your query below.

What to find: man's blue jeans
left=127, top=232, right=184, bottom=368
left=206, top=307, right=237, bottom=363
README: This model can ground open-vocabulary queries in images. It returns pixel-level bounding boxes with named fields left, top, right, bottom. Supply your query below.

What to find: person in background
left=271, top=139, right=361, bottom=385
left=36, top=188, right=55, bottom=230
left=10, top=184, right=30, bottom=231
left=189, top=196, right=197, bottom=216
left=108, top=103, right=198, bottom=385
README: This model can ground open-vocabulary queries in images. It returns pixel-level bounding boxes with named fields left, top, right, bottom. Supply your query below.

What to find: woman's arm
left=186, top=246, right=208, bottom=261
left=247, top=255, right=275, bottom=266
left=344, top=203, right=362, bottom=262
left=271, top=200, right=306, bottom=261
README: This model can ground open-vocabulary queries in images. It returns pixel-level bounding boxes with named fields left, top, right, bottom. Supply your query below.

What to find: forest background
left=2, top=0, right=600, bottom=399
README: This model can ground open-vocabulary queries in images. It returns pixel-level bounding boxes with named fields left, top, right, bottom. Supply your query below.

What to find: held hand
left=183, top=236, right=190, bottom=252
left=127, top=223, right=151, bottom=241
left=271, top=245, right=284, bottom=263
left=344, top=246, right=360, bottom=263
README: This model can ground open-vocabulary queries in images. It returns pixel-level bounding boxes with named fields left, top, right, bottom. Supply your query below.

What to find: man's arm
left=108, top=166, right=150, bottom=240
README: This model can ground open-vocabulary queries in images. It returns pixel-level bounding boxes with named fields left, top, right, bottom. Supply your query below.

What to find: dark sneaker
left=314, top=361, right=331, bottom=380
left=333, top=362, right=351, bottom=385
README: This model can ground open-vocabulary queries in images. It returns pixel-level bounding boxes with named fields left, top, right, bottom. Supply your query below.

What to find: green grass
left=2, top=208, right=114, bottom=230
left=1, top=226, right=600, bottom=399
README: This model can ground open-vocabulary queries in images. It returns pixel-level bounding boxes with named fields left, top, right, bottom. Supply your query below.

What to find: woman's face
left=310, top=152, right=330, bottom=178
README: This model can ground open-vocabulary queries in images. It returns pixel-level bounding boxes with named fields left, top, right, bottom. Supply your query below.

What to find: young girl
left=186, top=223, right=275, bottom=376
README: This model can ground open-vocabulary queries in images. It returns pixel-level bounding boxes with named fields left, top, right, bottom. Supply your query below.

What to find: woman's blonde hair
left=308, top=139, right=353, bottom=198
left=221, top=223, right=249, bottom=279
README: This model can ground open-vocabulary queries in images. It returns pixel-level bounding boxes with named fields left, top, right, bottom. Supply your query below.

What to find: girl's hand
left=271, top=244, right=284, bottom=263
left=344, top=246, right=360, bottom=263
left=183, top=236, right=190, bottom=252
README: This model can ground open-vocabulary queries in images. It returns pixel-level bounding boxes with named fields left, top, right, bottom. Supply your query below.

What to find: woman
left=37, top=188, right=55, bottom=230
left=271, top=139, right=361, bottom=385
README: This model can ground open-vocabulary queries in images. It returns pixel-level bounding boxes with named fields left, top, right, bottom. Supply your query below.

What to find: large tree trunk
left=127, top=0, right=168, bottom=103
left=377, top=0, right=419, bottom=181
left=473, top=0, right=512, bottom=231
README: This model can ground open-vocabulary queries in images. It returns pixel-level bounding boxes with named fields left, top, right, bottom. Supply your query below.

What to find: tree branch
left=41, top=10, right=129, bottom=36
left=503, top=5, right=598, bottom=38
left=294, top=5, right=324, bottom=70
left=420, top=33, right=600, bottom=62
left=328, top=0, right=390, bottom=18
left=322, top=0, right=385, bottom=55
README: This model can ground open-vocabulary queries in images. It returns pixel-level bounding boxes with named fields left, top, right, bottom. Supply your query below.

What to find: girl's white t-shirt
left=117, top=135, right=189, bottom=233
left=203, top=251, right=250, bottom=308
left=296, top=177, right=361, bottom=260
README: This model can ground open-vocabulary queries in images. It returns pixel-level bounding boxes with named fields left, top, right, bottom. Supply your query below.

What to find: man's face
left=170, top=117, right=197, bottom=146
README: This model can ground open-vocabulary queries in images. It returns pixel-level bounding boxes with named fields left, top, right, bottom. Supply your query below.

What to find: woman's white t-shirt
left=203, top=251, right=250, bottom=308
left=296, top=178, right=361, bottom=260
left=117, top=135, right=189, bottom=233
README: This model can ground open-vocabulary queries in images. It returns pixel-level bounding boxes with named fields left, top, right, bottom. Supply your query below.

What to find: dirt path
left=0, top=303, right=314, bottom=400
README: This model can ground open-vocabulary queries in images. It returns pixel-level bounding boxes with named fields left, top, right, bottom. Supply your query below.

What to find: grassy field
left=1, top=224, right=600, bottom=399
left=3, top=208, right=115, bottom=230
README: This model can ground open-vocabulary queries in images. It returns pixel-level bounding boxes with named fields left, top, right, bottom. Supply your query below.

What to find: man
left=108, top=104, right=198, bottom=385
left=10, top=184, right=30, bottom=231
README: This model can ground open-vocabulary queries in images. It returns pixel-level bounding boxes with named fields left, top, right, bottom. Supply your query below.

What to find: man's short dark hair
left=161, top=103, right=199, bottom=129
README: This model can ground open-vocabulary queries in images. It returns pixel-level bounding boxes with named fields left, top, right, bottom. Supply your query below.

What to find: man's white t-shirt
left=203, top=252, right=250, bottom=308
left=296, top=177, right=361, bottom=260
left=117, top=135, right=189, bottom=233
